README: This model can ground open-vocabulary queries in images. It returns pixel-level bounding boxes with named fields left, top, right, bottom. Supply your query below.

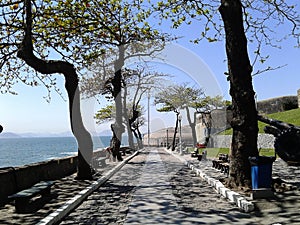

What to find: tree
left=131, top=116, right=146, bottom=149
left=0, top=0, right=93, bottom=179
left=123, top=67, right=169, bottom=149
left=1, top=0, right=167, bottom=164
left=45, top=0, right=168, bottom=160
left=155, top=83, right=205, bottom=148
left=219, top=0, right=258, bottom=188
left=193, top=95, right=228, bottom=144
left=156, top=0, right=299, bottom=188
left=91, top=66, right=168, bottom=151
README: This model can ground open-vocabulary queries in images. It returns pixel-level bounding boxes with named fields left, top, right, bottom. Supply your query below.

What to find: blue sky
left=1, top=4, right=299, bottom=135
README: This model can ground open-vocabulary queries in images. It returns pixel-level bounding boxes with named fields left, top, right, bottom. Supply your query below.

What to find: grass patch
left=220, top=108, right=300, bottom=135
left=189, top=147, right=276, bottom=158
left=258, top=148, right=276, bottom=157
left=258, top=108, right=300, bottom=133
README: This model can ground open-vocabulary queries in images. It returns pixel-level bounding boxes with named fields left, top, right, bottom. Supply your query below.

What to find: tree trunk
left=185, top=107, right=197, bottom=146
left=219, top=0, right=259, bottom=188
left=123, top=86, right=135, bottom=149
left=202, top=112, right=212, bottom=145
left=171, top=112, right=179, bottom=151
left=126, top=119, right=135, bottom=149
left=18, top=0, right=93, bottom=180
left=110, top=124, right=123, bottom=161
left=110, top=46, right=125, bottom=161
left=132, top=128, right=143, bottom=149
left=128, top=108, right=140, bottom=148
left=136, top=127, right=144, bottom=149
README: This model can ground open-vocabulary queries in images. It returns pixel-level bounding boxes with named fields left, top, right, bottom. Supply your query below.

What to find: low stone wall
left=208, top=134, right=275, bottom=149
left=257, top=96, right=298, bottom=114
left=0, top=149, right=106, bottom=205
left=0, top=155, right=78, bottom=205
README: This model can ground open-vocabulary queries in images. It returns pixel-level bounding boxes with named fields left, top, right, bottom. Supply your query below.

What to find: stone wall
left=298, top=89, right=300, bottom=108
left=0, top=149, right=105, bottom=205
left=257, top=96, right=298, bottom=114
left=208, top=134, right=275, bottom=149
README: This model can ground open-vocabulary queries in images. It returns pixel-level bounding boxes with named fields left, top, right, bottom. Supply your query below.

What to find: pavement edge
left=37, top=150, right=141, bottom=225
left=165, top=149, right=255, bottom=213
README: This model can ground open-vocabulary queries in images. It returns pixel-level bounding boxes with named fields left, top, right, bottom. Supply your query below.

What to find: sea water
left=0, top=136, right=113, bottom=168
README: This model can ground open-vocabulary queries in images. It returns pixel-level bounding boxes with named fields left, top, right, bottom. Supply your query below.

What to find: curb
left=165, top=149, right=255, bottom=213
left=37, top=150, right=141, bottom=225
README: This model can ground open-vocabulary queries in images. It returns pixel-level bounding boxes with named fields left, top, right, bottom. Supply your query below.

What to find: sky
left=1, top=3, right=300, bottom=135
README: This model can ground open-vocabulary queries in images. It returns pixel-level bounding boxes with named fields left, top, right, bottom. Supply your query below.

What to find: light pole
left=147, top=91, right=150, bottom=147
left=178, top=114, right=183, bottom=155
left=166, top=129, right=169, bottom=149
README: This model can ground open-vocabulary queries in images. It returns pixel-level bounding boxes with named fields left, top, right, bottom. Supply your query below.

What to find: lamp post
left=166, top=129, right=169, bottom=149
left=147, top=91, right=150, bottom=147
left=178, top=114, right=183, bottom=155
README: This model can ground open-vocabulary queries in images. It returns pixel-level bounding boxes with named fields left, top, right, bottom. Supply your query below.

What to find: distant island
left=0, top=132, right=73, bottom=138
left=0, top=132, right=22, bottom=138
left=0, top=130, right=113, bottom=138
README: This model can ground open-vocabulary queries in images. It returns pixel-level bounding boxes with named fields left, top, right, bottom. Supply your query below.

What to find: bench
left=219, top=162, right=230, bottom=175
left=212, top=154, right=230, bottom=176
left=93, top=157, right=107, bottom=168
left=191, top=148, right=199, bottom=158
left=8, top=181, right=54, bottom=213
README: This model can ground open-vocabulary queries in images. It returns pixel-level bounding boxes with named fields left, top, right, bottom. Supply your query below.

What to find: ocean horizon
left=0, top=136, right=121, bottom=168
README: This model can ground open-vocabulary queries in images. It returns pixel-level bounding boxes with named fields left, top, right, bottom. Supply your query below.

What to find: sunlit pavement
left=35, top=147, right=300, bottom=225
left=123, top=148, right=250, bottom=225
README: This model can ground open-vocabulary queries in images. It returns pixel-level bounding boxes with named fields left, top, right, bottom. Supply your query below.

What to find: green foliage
left=94, top=104, right=115, bottom=124
left=40, top=0, right=167, bottom=67
left=155, top=0, right=300, bottom=71
left=193, top=95, right=228, bottom=112
left=154, top=83, right=205, bottom=112
left=0, top=0, right=167, bottom=97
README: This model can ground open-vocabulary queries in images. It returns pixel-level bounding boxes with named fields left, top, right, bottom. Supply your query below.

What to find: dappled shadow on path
left=124, top=148, right=252, bottom=225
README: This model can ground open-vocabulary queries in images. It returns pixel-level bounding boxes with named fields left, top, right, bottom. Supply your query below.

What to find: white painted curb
left=165, top=148, right=255, bottom=213
left=37, top=150, right=141, bottom=225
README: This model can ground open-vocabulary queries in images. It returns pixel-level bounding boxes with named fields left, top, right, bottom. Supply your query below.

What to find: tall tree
left=1, top=0, right=168, bottom=163
left=219, top=0, right=258, bottom=187
left=156, top=0, right=299, bottom=188
left=91, top=66, right=167, bottom=151
left=3, top=0, right=93, bottom=179
left=44, top=0, right=168, bottom=160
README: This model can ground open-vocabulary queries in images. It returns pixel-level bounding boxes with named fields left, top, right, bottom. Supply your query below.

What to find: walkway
left=2, top=147, right=300, bottom=224
left=124, top=149, right=193, bottom=224
left=60, top=148, right=254, bottom=225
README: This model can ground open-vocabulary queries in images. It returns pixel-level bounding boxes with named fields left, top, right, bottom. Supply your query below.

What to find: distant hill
left=0, top=131, right=74, bottom=138
left=97, top=129, right=112, bottom=136
left=0, top=132, right=22, bottom=138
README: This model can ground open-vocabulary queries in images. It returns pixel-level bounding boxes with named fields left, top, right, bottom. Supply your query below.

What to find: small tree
left=92, top=66, right=167, bottom=152
left=193, top=95, right=229, bottom=144
left=155, top=83, right=206, bottom=148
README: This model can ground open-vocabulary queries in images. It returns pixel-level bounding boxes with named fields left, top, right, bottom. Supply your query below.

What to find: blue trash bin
left=249, top=156, right=275, bottom=189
